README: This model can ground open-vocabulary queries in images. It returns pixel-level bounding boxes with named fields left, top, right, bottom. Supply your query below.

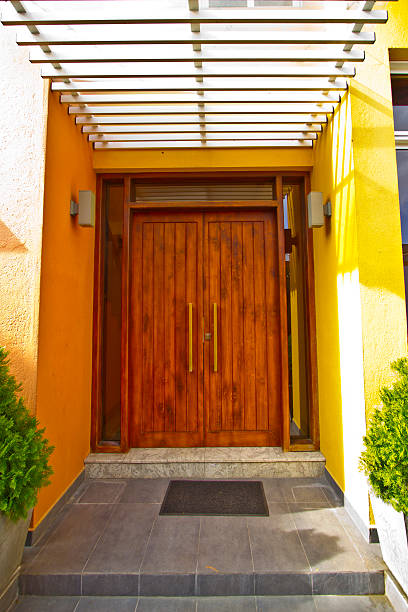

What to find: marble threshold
left=85, top=447, right=326, bottom=479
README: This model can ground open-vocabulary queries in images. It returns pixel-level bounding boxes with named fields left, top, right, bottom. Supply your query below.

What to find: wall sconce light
left=70, top=199, right=78, bottom=216
left=307, top=191, right=324, bottom=228
left=78, top=190, right=95, bottom=227
left=69, top=191, right=95, bottom=227
left=324, top=200, right=332, bottom=218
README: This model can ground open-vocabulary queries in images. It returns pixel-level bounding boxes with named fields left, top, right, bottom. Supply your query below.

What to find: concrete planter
left=0, top=510, right=32, bottom=611
left=370, top=490, right=408, bottom=596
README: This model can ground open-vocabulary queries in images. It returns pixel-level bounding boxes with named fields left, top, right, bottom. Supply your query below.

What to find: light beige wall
left=0, top=23, right=48, bottom=412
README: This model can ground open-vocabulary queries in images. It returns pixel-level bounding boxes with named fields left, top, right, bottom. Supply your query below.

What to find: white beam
left=29, top=47, right=366, bottom=64
left=93, top=140, right=314, bottom=149
left=390, top=62, right=408, bottom=75
left=60, top=92, right=341, bottom=104
left=395, top=132, right=408, bottom=149
left=75, top=114, right=328, bottom=125
left=68, top=103, right=334, bottom=115
left=87, top=132, right=318, bottom=141
left=1, top=7, right=388, bottom=26
left=42, top=63, right=357, bottom=79
left=16, top=29, right=376, bottom=47
left=82, top=123, right=323, bottom=133
left=51, top=77, right=348, bottom=94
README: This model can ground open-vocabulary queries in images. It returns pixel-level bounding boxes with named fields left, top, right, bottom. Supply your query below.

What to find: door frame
left=91, top=171, right=319, bottom=453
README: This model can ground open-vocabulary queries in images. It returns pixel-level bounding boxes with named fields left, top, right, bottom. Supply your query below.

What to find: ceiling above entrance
left=1, top=0, right=394, bottom=150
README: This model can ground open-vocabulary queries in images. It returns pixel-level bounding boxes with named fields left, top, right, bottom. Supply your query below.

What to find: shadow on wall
left=0, top=219, right=27, bottom=252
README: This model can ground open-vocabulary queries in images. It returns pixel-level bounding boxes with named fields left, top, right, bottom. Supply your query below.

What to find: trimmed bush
left=360, top=357, right=408, bottom=515
left=0, top=347, right=53, bottom=521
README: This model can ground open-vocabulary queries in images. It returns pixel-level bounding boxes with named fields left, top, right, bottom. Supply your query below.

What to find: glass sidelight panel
left=100, top=180, right=124, bottom=443
left=284, top=185, right=310, bottom=440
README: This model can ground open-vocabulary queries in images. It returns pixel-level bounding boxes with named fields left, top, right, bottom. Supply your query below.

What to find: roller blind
left=129, top=178, right=276, bottom=202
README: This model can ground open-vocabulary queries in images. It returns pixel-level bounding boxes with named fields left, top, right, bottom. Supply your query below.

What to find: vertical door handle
left=188, top=303, right=193, bottom=373
left=213, top=303, right=218, bottom=373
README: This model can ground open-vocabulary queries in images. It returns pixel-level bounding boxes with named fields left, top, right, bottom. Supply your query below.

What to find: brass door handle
left=188, top=303, right=193, bottom=373
left=213, top=303, right=218, bottom=373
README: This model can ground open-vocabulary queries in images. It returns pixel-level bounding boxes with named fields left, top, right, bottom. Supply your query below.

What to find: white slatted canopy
left=1, top=0, right=394, bottom=150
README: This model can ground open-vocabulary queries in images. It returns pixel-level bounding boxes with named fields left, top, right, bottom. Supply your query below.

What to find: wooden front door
left=128, top=208, right=282, bottom=447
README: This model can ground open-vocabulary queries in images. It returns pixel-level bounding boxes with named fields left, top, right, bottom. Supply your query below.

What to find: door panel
left=204, top=211, right=282, bottom=446
left=129, top=211, right=203, bottom=447
left=128, top=208, right=282, bottom=447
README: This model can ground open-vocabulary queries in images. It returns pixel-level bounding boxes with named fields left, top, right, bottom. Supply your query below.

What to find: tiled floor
left=13, top=595, right=394, bottom=611
left=20, top=477, right=386, bottom=600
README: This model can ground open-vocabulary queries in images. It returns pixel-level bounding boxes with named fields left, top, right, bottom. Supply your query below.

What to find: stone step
left=85, top=447, right=326, bottom=479
left=13, top=595, right=395, bottom=611
left=19, top=570, right=385, bottom=598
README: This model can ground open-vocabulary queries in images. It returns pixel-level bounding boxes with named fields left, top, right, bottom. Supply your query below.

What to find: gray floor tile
left=248, top=504, right=310, bottom=572
left=13, top=596, right=79, bottom=611
left=260, top=480, right=286, bottom=502
left=141, top=516, right=200, bottom=573
left=291, top=486, right=331, bottom=505
left=137, top=597, right=196, bottom=611
left=197, top=574, right=254, bottom=597
left=314, top=595, right=394, bottom=611
left=25, top=504, right=113, bottom=574
left=139, top=574, right=195, bottom=597
left=197, top=596, right=257, bottom=611
left=333, top=508, right=385, bottom=571
left=289, top=504, right=366, bottom=572
left=75, top=596, right=138, bottom=611
left=256, top=595, right=316, bottom=611
left=84, top=504, right=157, bottom=573
left=255, top=574, right=312, bottom=597
left=77, top=481, right=126, bottom=504
left=119, top=479, right=169, bottom=503
left=198, top=517, right=253, bottom=574
left=280, top=480, right=332, bottom=506
left=20, top=574, right=82, bottom=596
left=312, top=572, right=384, bottom=596
left=82, top=574, right=139, bottom=597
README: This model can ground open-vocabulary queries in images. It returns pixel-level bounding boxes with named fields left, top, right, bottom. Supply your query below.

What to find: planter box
left=0, top=510, right=32, bottom=608
left=370, top=490, right=408, bottom=595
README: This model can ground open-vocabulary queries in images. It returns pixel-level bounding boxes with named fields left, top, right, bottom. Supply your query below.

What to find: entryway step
left=20, top=476, right=387, bottom=600
left=13, top=595, right=395, bottom=611
left=84, top=447, right=326, bottom=479
left=19, top=571, right=385, bottom=598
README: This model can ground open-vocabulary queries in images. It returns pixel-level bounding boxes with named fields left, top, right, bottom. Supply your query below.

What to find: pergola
left=1, top=0, right=394, bottom=150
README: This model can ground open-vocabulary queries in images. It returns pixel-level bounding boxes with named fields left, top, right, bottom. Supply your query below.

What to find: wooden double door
left=128, top=208, right=283, bottom=447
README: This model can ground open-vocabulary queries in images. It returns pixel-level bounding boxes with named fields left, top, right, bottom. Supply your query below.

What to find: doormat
left=160, top=480, right=269, bottom=516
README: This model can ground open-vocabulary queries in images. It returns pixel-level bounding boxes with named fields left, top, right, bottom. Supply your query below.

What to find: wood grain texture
left=204, top=210, right=282, bottom=447
left=129, top=211, right=203, bottom=447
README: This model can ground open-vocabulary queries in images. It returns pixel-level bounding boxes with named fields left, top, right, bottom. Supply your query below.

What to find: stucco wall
left=0, top=23, right=48, bottom=412
left=33, top=91, right=96, bottom=530
left=311, top=2, right=408, bottom=533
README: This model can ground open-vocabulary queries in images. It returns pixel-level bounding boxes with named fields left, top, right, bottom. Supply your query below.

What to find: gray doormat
left=159, top=480, right=269, bottom=516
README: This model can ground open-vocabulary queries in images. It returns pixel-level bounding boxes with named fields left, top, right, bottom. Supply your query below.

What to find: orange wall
left=33, top=90, right=96, bottom=529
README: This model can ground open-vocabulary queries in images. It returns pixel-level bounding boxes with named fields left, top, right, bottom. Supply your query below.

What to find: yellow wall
left=33, top=90, right=96, bottom=530
left=312, top=93, right=360, bottom=493
left=93, top=146, right=313, bottom=173
left=311, top=1, right=408, bottom=526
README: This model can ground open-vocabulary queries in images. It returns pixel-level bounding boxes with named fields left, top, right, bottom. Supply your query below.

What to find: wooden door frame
left=91, top=171, right=319, bottom=453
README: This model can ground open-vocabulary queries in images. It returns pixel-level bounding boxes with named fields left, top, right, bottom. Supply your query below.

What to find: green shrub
left=360, top=357, right=408, bottom=515
left=0, top=347, right=53, bottom=521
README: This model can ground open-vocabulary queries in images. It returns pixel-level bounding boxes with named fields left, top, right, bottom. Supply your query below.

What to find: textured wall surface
left=33, top=91, right=95, bottom=530
left=311, top=2, right=408, bottom=532
left=0, top=23, right=48, bottom=412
